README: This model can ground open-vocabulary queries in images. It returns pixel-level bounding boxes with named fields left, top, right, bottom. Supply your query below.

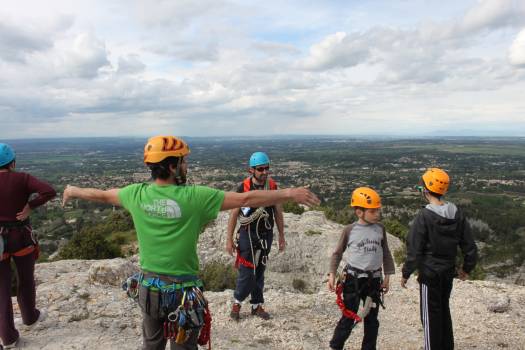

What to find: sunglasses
left=414, top=185, right=425, bottom=192
left=255, top=166, right=270, bottom=172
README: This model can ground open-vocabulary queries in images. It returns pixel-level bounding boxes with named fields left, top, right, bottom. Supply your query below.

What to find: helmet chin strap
left=361, top=215, right=374, bottom=225
left=172, top=158, right=187, bottom=185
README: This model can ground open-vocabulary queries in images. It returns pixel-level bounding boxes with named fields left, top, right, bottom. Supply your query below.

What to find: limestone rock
left=7, top=211, right=525, bottom=349
left=487, top=295, right=511, bottom=313
left=88, top=258, right=139, bottom=286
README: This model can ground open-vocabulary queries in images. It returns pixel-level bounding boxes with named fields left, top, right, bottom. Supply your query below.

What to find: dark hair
left=0, top=160, right=14, bottom=170
left=424, top=186, right=442, bottom=200
left=147, top=156, right=181, bottom=180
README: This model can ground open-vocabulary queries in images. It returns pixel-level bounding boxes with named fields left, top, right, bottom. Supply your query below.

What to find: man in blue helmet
left=226, top=152, right=285, bottom=321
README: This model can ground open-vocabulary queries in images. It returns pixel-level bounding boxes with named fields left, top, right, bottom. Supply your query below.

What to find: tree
left=58, top=227, right=121, bottom=260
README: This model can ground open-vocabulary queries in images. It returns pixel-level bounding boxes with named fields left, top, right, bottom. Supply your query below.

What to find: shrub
left=283, top=201, right=305, bottom=215
left=393, top=245, right=407, bottom=266
left=58, top=228, right=121, bottom=260
left=200, top=261, right=237, bottom=292
left=468, top=265, right=486, bottom=280
left=383, top=219, right=408, bottom=242
left=292, top=278, right=307, bottom=292
left=305, top=229, right=322, bottom=236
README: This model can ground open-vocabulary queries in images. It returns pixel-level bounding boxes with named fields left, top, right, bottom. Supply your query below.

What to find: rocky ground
left=7, top=211, right=525, bottom=349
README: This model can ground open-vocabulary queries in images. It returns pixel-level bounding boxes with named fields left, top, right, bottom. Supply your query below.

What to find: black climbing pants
left=329, top=275, right=381, bottom=350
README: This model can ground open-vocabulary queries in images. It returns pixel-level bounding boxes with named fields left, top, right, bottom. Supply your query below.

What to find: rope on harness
left=236, top=207, right=272, bottom=271
left=335, top=283, right=362, bottom=323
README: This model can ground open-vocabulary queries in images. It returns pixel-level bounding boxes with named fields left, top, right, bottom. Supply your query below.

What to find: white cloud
left=1, top=0, right=525, bottom=138
left=0, top=15, right=73, bottom=62
left=459, top=0, right=525, bottom=34
left=117, top=54, right=146, bottom=75
left=509, top=28, right=525, bottom=67
left=59, top=33, right=111, bottom=79
left=301, top=32, right=370, bottom=71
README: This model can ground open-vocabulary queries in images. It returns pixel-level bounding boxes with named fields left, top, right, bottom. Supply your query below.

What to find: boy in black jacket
left=401, top=168, right=477, bottom=350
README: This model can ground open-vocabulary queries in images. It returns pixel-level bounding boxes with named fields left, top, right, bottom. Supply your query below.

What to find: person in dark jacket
left=0, top=143, right=56, bottom=349
left=401, top=167, right=477, bottom=350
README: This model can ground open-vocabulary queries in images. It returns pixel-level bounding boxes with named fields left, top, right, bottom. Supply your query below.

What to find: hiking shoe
left=230, top=303, right=241, bottom=321
left=25, top=309, right=47, bottom=329
left=251, top=305, right=270, bottom=320
left=2, top=337, right=19, bottom=349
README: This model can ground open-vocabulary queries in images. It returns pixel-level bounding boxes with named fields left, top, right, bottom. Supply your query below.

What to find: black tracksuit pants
left=419, top=274, right=454, bottom=350
left=329, top=276, right=381, bottom=350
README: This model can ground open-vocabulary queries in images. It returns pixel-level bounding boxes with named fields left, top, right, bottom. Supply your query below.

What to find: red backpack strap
left=243, top=177, right=252, bottom=192
left=268, top=178, right=277, bottom=190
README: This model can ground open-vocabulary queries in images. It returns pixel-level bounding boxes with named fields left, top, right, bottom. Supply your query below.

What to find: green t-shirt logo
left=140, top=199, right=182, bottom=218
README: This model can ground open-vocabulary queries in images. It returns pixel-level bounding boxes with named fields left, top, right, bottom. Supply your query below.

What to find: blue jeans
left=233, top=227, right=273, bottom=304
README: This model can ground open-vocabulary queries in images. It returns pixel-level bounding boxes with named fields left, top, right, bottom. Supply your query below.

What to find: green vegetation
left=383, top=219, right=408, bottom=242
left=304, top=229, right=322, bottom=236
left=9, top=137, right=524, bottom=281
left=58, top=229, right=121, bottom=260
left=282, top=201, right=305, bottom=215
left=393, top=246, right=407, bottom=266
left=199, top=261, right=237, bottom=292
left=292, top=278, right=308, bottom=292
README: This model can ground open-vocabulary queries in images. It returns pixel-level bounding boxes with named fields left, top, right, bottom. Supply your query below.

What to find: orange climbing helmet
left=143, top=136, right=190, bottom=164
left=350, top=187, right=382, bottom=209
left=421, top=168, right=450, bottom=195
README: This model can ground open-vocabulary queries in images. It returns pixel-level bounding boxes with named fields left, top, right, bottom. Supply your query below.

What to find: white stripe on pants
left=421, top=283, right=431, bottom=350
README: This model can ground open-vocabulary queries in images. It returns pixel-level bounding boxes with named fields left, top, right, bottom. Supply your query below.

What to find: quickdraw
left=122, top=272, right=142, bottom=300
left=123, top=272, right=212, bottom=348
left=197, top=303, right=212, bottom=350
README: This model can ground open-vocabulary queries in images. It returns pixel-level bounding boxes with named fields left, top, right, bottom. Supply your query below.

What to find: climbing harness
left=0, top=221, right=39, bottom=261
left=122, top=272, right=212, bottom=349
left=235, top=207, right=272, bottom=273
left=334, top=266, right=386, bottom=326
left=234, top=177, right=276, bottom=272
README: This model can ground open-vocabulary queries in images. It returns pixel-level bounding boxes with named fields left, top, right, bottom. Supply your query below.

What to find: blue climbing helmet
left=249, top=152, right=270, bottom=167
left=0, top=143, right=15, bottom=167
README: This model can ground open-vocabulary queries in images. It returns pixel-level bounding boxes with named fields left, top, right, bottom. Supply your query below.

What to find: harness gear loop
left=197, top=303, right=212, bottom=350
left=128, top=272, right=210, bottom=346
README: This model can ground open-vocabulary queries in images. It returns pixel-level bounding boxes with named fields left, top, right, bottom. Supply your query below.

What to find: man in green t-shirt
left=62, top=135, right=319, bottom=350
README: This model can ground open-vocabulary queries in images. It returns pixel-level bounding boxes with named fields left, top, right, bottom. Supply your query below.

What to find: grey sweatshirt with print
left=329, top=222, right=395, bottom=277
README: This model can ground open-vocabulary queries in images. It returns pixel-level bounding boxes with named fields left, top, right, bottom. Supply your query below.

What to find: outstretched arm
left=220, top=188, right=319, bottom=211
left=62, top=185, right=121, bottom=207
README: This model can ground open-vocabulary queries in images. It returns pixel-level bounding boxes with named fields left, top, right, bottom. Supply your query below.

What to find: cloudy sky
left=1, top=0, right=525, bottom=139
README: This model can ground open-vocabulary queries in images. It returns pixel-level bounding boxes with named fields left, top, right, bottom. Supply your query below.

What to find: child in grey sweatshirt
left=327, top=187, right=395, bottom=350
